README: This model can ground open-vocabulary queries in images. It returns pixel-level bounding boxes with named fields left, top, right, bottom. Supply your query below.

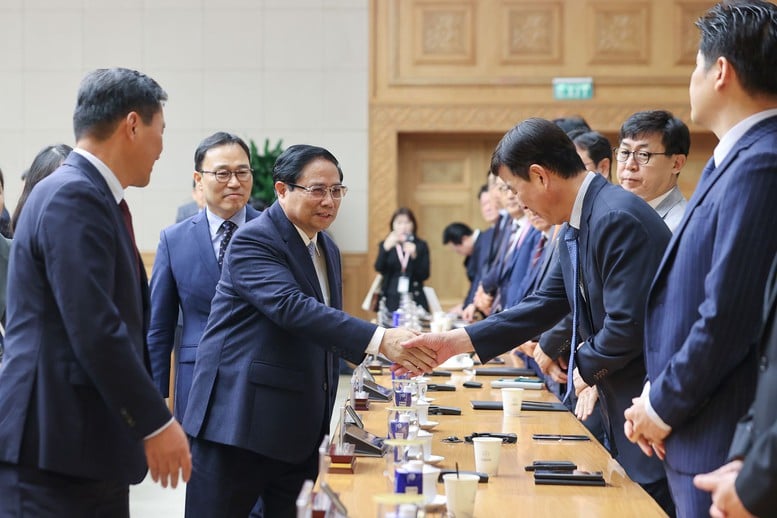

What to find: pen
left=532, top=434, right=590, bottom=441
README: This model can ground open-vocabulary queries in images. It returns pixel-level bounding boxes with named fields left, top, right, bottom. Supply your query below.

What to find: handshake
left=378, top=327, right=476, bottom=376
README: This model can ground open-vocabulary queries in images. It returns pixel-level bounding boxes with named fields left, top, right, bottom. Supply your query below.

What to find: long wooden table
left=322, top=368, right=667, bottom=517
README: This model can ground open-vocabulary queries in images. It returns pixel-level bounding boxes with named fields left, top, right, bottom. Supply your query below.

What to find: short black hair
left=697, top=0, right=777, bottom=97
left=491, top=118, right=585, bottom=180
left=619, top=110, right=690, bottom=156
left=477, top=184, right=489, bottom=199
left=272, top=144, right=343, bottom=184
left=552, top=116, right=591, bottom=136
left=442, top=222, right=474, bottom=245
left=573, top=131, right=613, bottom=179
left=194, top=132, right=251, bottom=171
left=73, top=68, right=167, bottom=141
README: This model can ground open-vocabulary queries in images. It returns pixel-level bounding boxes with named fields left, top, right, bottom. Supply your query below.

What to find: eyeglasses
left=286, top=183, right=348, bottom=200
left=497, top=183, right=517, bottom=195
left=199, top=168, right=253, bottom=183
left=613, top=148, right=671, bottom=165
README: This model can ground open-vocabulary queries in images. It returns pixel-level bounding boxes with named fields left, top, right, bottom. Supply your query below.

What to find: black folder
left=470, top=400, right=568, bottom=412
left=473, top=367, right=535, bottom=377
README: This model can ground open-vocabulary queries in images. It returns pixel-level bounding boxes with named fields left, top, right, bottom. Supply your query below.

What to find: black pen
left=532, top=434, right=590, bottom=441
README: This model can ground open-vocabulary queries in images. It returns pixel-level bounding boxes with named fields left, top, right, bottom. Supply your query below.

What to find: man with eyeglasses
left=183, top=144, right=433, bottom=517
left=615, top=110, right=690, bottom=232
left=624, top=2, right=777, bottom=516
left=147, top=132, right=260, bottom=423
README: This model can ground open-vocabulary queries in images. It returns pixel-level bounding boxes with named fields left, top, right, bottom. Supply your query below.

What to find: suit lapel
left=653, top=186, right=683, bottom=218
left=192, top=211, right=220, bottom=283
left=268, top=203, right=325, bottom=303
left=651, top=116, right=777, bottom=291
left=320, top=233, right=342, bottom=309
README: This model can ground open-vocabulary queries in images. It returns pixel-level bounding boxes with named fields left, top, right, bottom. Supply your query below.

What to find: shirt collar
left=715, top=108, right=777, bottom=166
left=647, top=187, right=675, bottom=209
left=569, top=171, right=597, bottom=229
left=72, top=148, right=124, bottom=204
left=206, top=206, right=247, bottom=238
left=294, top=225, right=319, bottom=256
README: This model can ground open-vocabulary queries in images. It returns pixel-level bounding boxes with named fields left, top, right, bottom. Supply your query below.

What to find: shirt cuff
left=144, top=416, right=175, bottom=440
left=366, top=327, right=385, bottom=356
left=643, top=381, right=672, bottom=433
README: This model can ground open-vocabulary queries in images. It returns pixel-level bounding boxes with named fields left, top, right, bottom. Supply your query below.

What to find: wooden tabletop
left=322, top=367, right=667, bottom=517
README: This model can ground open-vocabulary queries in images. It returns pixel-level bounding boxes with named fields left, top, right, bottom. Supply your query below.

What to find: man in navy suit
left=403, top=118, right=674, bottom=514
left=624, top=2, right=777, bottom=516
left=0, top=68, right=190, bottom=516
left=183, top=145, right=432, bottom=517
left=148, top=132, right=260, bottom=421
left=694, top=254, right=777, bottom=518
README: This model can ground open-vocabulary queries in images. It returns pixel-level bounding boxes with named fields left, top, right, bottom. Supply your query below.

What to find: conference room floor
left=129, top=374, right=353, bottom=517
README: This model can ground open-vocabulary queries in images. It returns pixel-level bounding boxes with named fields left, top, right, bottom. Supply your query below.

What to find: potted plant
left=249, top=138, right=284, bottom=210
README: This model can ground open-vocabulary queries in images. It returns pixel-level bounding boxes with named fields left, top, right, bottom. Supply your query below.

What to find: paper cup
left=501, top=387, right=524, bottom=417
left=443, top=473, right=479, bottom=518
left=472, top=436, right=502, bottom=476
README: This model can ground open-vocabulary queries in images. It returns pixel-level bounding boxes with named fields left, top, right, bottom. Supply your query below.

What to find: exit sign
left=552, top=77, right=594, bottom=100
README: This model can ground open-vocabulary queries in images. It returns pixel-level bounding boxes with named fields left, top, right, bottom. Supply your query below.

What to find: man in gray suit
left=615, top=110, right=690, bottom=232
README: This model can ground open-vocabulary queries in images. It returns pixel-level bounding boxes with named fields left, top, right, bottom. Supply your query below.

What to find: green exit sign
left=552, top=77, right=594, bottom=100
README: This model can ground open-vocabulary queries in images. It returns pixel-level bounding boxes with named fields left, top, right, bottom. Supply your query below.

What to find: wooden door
left=398, top=133, right=501, bottom=310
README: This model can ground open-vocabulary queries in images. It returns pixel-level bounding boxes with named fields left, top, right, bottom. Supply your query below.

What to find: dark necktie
left=532, top=234, right=548, bottom=267
left=564, top=225, right=580, bottom=402
left=307, top=241, right=317, bottom=260
left=217, top=220, right=238, bottom=269
left=118, top=199, right=140, bottom=275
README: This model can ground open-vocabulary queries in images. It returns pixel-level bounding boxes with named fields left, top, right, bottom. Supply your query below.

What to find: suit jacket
left=147, top=206, right=260, bottom=420
left=0, top=236, right=10, bottom=319
left=464, top=228, right=493, bottom=306
left=184, top=202, right=376, bottom=463
left=375, top=236, right=431, bottom=312
left=727, top=254, right=777, bottom=517
left=467, top=174, right=671, bottom=484
left=653, top=185, right=687, bottom=233
left=503, top=228, right=541, bottom=309
left=0, top=152, right=170, bottom=484
left=646, top=115, right=777, bottom=474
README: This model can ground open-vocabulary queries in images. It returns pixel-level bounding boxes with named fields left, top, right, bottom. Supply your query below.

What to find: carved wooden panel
left=675, top=2, right=710, bottom=65
left=501, top=1, right=562, bottom=64
left=589, top=2, right=650, bottom=64
left=413, top=2, right=475, bottom=64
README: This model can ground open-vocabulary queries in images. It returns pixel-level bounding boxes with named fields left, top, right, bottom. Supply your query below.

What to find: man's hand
left=575, top=386, right=598, bottom=420
left=380, top=328, right=433, bottom=374
left=533, top=347, right=567, bottom=382
left=461, top=304, right=477, bottom=322
left=473, top=288, right=493, bottom=316
left=572, top=367, right=588, bottom=396
left=517, top=340, right=538, bottom=357
left=694, top=461, right=754, bottom=518
left=391, top=328, right=475, bottom=376
left=144, top=420, right=191, bottom=489
left=624, top=396, right=670, bottom=458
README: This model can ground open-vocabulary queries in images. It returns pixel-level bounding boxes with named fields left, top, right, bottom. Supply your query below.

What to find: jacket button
left=323, top=382, right=328, bottom=391
left=760, top=355, right=768, bottom=372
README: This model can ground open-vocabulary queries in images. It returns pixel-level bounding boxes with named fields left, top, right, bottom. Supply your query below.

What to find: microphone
left=405, top=233, right=415, bottom=243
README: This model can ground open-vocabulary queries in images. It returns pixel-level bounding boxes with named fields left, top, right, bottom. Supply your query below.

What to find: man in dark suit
left=0, top=68, right=190, bottom=517
left=183, top=145, right=432, bottom=517
left=694, top=255, right=777, bottom=518
left=623, top=2, right=777, bottom=516
left=148, top=132, right=260, bottom=421
left=402, top=118, right=674, bottom=514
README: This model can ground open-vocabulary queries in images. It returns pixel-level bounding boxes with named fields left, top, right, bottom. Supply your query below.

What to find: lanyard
left=395, top=244, right=411, bottom=273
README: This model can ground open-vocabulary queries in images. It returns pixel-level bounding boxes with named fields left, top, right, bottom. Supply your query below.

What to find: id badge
left=397, top=275, right=410, bottom=294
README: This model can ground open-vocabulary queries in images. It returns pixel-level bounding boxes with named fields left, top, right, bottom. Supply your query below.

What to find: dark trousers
left=665, top=463, right=711, bottom=518
left=185, top=437, right=318, bottom=518
left=0, top=462, right=128, bottom=518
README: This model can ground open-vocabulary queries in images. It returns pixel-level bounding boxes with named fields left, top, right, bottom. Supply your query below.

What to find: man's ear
left=529, top=164, right=549, bottom=189
left=274, top=180, right=288, bottom=198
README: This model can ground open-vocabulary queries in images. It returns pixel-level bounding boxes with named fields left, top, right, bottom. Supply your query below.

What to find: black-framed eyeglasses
left=286, top=182, right=348, bottom=200
left=613, top=147, right=671, bottom=165
left=199, top=168, right=253, bottom=183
